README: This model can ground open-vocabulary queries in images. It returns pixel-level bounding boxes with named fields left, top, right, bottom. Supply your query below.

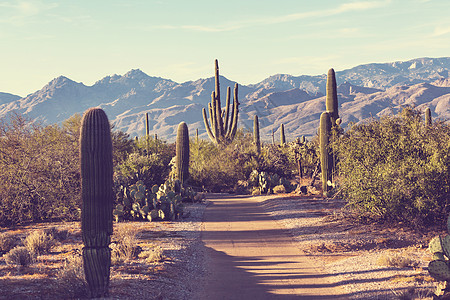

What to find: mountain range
left=0, top=57, right=449, bottom=142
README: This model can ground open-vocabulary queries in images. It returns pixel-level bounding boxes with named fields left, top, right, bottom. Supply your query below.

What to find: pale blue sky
left=1, top=0, right=449, bottom=96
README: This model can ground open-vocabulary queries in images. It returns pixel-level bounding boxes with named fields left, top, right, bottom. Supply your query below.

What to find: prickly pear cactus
left=428, top=216, right=450, bottom=296
left=429, top=260, right=450, bottom=281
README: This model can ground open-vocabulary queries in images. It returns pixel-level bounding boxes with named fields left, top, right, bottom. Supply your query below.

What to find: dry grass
left=111, top=224, right=142, bottom=265
left=139, top=246, right=164, bottom=264
left=4, top=246, right=34, bottom=267
left=377, top=252, right=420, bottom=268
left=0, top=232, right=18, bottom=254
left=45, top=227, right=70, bottom=242
left=0, top=202, right=205, bottom=299
left=56, top=254, right=88, bottom=298
left=24, top=230, right=56, bottom=256
left=252, top=188, right=261, bottom=195
left=273, top=185, right=286, bottom=194
left=391, top=286, right=434, bottom=299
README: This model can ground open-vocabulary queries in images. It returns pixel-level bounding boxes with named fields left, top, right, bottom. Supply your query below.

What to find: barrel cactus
left=80, top=107, right=113, bottom=297
left=176, top=122, right=189, bottom=184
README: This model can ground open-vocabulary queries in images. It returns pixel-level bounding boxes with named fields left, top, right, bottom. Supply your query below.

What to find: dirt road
left=195, top=194, right=348, bottom=299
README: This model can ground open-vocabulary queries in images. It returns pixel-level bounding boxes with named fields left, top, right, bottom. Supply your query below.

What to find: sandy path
left=195, top=194, right=348, bottom=299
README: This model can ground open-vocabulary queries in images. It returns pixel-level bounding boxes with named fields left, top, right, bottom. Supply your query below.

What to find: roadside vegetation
left=0, top=105, right=448, bottom=229
left=334, top=107, right=450, bottom=227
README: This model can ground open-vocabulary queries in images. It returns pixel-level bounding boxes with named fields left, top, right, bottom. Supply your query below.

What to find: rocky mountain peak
left=124, top=69, right=149, bottom=80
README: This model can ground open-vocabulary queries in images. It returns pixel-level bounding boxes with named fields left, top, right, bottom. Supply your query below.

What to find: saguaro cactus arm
left=226, top=83, right=240, bottom=141
left=202, top=108, right=216, bottom=143
left=223, top=86, right=231, bottom=133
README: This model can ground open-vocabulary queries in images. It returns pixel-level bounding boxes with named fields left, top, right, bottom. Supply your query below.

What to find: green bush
left=335, top=107, right=450, bottom=226
left=189, top=130, right=260, bottom=192
left=0, top=113, right=135, bottom=226
left=0, top=114, right=81, bottom=226
left=114, top=137, right=174, bottom=189
left=189, top=130, right=301, bottom=193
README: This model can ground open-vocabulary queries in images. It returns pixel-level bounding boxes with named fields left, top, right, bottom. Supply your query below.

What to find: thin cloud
left=0, top=0, right=58, bottom=25
left=156, top=0, right=391, bottom=32
left=433, top=25, right=450, bottom=37
left=0, top=1, right=58, bottom=16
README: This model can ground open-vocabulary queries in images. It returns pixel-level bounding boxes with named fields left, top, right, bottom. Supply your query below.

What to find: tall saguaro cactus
left=320, top=112, right=332, bottom=197
left=176, top=122, right=190, bottom=184
left=80, top=107, right=113, bottom=298
left=254, top=115, right=261, bottom=154
left=280, top=123, right=286, bottom=145
left=425, top=107, right=432, bottom=126
left=145, top=112, right=150, bottom=137
left=202, top=59, right=240, bottom=144
left=326, top=68, right=339, bottom=126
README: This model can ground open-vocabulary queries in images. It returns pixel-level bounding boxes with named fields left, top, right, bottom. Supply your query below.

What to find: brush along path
left=196, top=194, right=348, bottom=299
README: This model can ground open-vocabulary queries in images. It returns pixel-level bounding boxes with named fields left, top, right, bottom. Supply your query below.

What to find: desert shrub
left=56, top=255, right=88, bottom=298
left=0, top=113, right=134, bottom=226
left=4, top=246, right=34, bottom=267
left=335, top=107, right=450, bottom=226
left=259, top=144, right=296, bottom=179
left=115, top=137, right=174, bottom=190
left=24, top=230, right=56, bottom=256
left=45, top=227, right=70, bottom=242
left=376, top=253, right=419, bottom=268
left=139, top=246, right=164, bottom=264
left=111, top=225, right=141, bottom=265
left=0, top=114, right=81, bottom=226
left=0, top=232, right=17, bottom=254
left=189, top=130, right=259, bottom=192
left=273, top=185, right=287, bottom=194
left=189, top=130, right=300, bottom=192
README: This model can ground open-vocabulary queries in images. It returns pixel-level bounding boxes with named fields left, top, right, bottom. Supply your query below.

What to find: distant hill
left=0, top=57, right=449, bottom=142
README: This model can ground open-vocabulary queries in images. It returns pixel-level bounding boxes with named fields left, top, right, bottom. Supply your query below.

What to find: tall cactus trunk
left=80, top=108, right=113, bottom=298
left=320, top=112, right=332, bottom=197
left=145, top=112, right=150, bottom=137
left=145, top=112, right=150, bottom=156
left=280, top=123, right=286, bottom=145
left=425, top=107, right=432, bottom=126
left=326, top=68, right=340, bottom=177
left=254, top=115, right=261, bottom=154
left=176, top=122, right=190, bottom=184
left=326, top=68, right=339, bottom=126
